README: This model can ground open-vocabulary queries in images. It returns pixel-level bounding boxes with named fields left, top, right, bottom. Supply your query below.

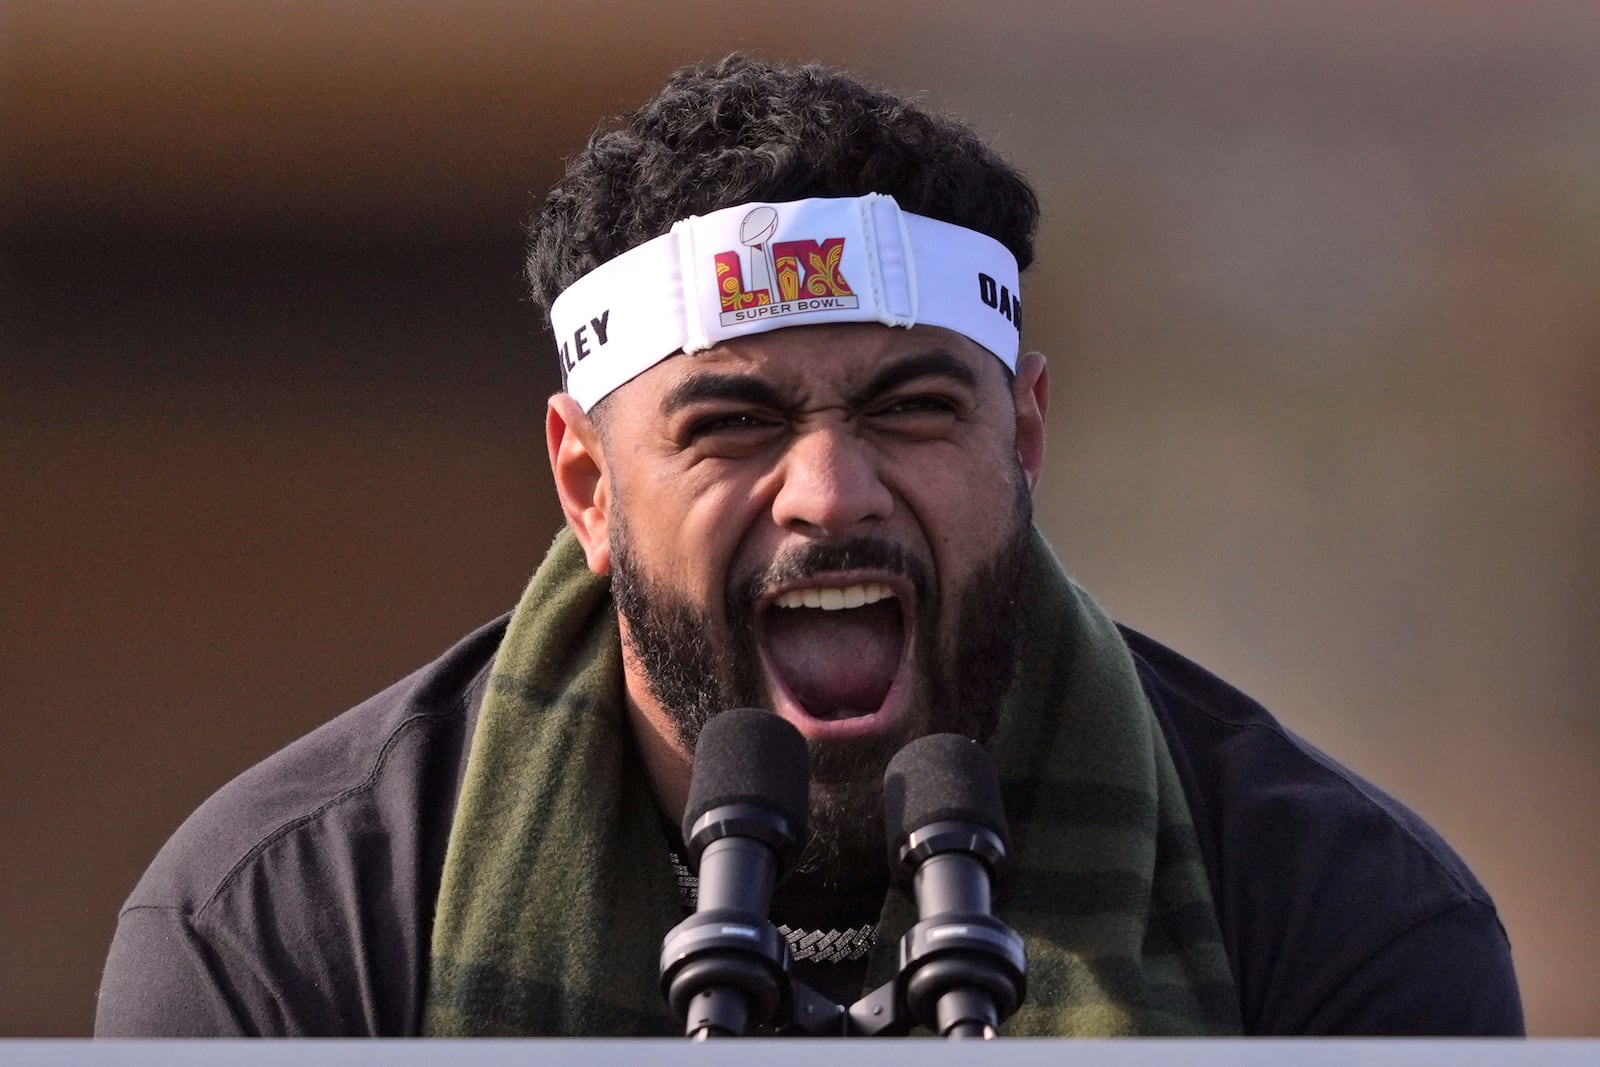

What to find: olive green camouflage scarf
left=423, top=528, right=1241, bottom=1035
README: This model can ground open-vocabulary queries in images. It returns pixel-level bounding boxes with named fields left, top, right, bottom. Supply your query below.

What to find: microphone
left=881, top=734, right=1026, bottom=1039
left=659, top=708, right=809, bottom=1038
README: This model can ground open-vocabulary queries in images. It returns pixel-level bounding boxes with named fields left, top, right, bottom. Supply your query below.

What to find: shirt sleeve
left=95, top=906, right=271, bottom=1036
left=1301, top=899, right=1525, bottom=1035
left=92, top=626, right=489, bottom=1037
left=1123, top=627, right=1527, bottom=1037
left=94, top=820, right=428, bottom=1038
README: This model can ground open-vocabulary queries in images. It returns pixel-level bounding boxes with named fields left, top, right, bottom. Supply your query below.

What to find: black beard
left=610, top=478, right=1034, bottom=887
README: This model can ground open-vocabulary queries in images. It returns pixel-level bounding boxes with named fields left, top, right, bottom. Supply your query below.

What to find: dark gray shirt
left=94, top=618, right=1524, bottom=1036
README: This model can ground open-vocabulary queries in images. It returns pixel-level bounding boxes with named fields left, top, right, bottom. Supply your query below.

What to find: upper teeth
left=774, top=583, right=895, bottom=611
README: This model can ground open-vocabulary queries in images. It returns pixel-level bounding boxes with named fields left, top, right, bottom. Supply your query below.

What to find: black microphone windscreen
left=882, top=733, right=1008, bottom=851
left=683, top=708, right=810, bottom=842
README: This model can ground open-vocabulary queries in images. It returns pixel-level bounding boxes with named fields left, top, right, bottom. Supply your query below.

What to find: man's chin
left=790, top=718, right=924, bottom=888
left=802, top=723, right=908, bottom=789
left=794, top=776, right=891, bottom=888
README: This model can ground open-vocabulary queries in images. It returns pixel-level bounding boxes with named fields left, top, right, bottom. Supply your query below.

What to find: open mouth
left=757, top=578, right=912, bottom=736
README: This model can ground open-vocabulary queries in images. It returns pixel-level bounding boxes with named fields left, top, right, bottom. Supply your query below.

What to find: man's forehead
left=630, top=322, right=1000, bottom=406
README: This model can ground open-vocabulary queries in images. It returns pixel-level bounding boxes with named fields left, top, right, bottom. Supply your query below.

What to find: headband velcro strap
left=550, top=194, right=1022, bottom=411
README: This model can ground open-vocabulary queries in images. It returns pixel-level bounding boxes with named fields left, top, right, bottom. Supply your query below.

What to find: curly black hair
left=525, top=54, right=1039, bottom=318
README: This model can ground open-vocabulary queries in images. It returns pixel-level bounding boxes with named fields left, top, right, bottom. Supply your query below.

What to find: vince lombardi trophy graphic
left=740, top=206, right=780, bottom=302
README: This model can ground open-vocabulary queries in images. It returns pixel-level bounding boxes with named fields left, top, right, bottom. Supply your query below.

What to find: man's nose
left=769, top=426, right=894, bottom=538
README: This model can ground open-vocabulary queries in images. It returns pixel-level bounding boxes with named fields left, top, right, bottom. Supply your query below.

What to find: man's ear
left=546, top=393, right=613, bottom=575
left=1013, top=350, right=1050, bottom=491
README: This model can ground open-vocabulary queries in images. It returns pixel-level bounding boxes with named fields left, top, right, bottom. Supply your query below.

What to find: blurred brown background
left=2, top=0, right=1596, bottom=1037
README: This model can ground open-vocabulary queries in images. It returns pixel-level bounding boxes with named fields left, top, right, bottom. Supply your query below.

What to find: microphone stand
left=662, top=897, right=1026, bottom=1038
left=658, top=720, right=1026, bottom=1038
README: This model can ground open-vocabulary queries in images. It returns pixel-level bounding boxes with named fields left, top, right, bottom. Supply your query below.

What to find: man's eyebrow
left=659, top=373, right=793, bottom=416
left=847, top=348, right=979, bottom=407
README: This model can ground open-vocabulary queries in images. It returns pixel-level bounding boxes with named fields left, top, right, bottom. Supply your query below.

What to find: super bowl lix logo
left=714, top=206, right=860, bottom=325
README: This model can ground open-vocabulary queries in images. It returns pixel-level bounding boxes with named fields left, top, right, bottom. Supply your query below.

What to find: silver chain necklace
left=668, top=851, right=877, bottom=964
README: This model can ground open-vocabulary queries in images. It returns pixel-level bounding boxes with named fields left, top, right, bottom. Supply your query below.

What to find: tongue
left=763, top=600, right=903, bottom=717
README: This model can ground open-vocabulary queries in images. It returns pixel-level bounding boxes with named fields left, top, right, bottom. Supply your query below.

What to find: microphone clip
left=659, top=908, right=793, bottom=1039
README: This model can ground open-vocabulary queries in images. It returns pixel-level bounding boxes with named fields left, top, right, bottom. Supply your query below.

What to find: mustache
left=728, top=538, right=933, bottom=621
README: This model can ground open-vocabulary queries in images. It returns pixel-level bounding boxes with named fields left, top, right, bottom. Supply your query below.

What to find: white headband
left=549, top=194, right=1022, bottom=411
